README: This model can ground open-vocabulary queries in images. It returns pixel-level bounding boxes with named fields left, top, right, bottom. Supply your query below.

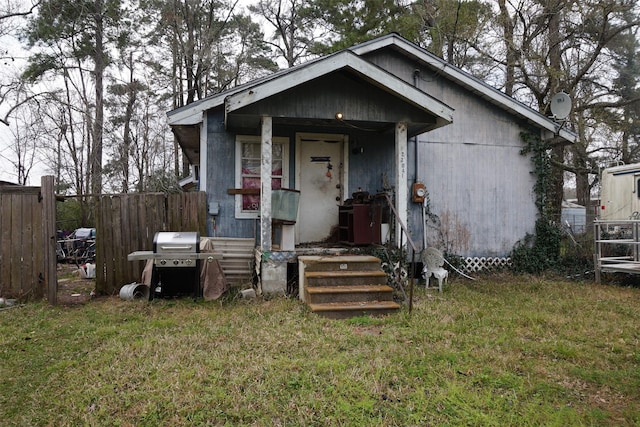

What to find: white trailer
left=600, top=163, right=640, bottom=220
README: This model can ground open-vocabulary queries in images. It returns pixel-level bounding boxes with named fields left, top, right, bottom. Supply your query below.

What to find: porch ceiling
left=224, top=114, right=431, bottom=137
left=171, top=124, right=199, bottom=164
left=171, top=114, right=432, bottom=166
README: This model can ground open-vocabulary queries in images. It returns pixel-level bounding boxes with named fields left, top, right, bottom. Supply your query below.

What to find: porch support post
left=199, top=111, right=208, bottom=191
left=395, top=122, right=408, bottom=248
left=260, top=116, right=273, bottom=251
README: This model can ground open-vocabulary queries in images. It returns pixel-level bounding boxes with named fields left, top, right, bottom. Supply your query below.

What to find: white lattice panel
left=463, top=257, right=512, bottom=273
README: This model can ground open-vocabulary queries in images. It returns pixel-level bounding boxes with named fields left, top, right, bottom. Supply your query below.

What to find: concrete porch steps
left=299, top=255, right=401, bottom=319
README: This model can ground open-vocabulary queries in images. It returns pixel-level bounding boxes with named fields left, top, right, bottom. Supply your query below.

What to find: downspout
left=413, top=69, right=420, bottom=177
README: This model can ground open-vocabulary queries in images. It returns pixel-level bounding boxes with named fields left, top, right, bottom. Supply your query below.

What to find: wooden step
left=306, top=285, right=394, bottom=304
left=306, top=284, right=393, bottom=294
left=305, top=270, right=387, bottom=287
left=298, top=255, right=401, bottom=319
left=305, top=270, right=386, bottom=278
left=308, top=300, right=401, bottom=319
left=299, top=255, right=382, bottom=272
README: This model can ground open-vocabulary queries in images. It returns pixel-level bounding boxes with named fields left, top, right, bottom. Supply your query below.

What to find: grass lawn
left=1, top=274, right=639, bottom=426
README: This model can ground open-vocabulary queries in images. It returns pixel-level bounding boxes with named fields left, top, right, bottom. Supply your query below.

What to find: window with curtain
left=235, top=136, right=289, bottom=218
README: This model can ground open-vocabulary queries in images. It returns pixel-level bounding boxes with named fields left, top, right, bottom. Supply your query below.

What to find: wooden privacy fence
left=96, top=191, right=207, bottom=295
left=0, top=177, right=57, bottom=303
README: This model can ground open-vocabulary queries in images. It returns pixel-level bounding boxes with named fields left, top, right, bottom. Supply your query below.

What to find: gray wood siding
left=412, top=137, right=536, bottom=257
left=205, top=109, right=257, bottom=239
left=346, top=133, right=394, bottom=197
left=239, top=72, right=436, bottom=125
left=366, top=49, right=537, bottom=257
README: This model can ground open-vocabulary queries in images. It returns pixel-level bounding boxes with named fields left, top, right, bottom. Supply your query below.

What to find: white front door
left=296, top=133, right=348, bottom=243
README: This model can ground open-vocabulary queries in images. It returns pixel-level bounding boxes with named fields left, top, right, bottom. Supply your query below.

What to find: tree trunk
left=547, top=1, right=564, bottom=221
left=121, top=52, right=137, bottom=194
left=497, top=0, right=515, bottom=96
left=92, top=0, right=105, bottom=196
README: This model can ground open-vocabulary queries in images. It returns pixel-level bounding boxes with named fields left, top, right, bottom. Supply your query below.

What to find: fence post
left=594, top=221, right=601, bottom=285
left=41, top=176, right=57, bottom=304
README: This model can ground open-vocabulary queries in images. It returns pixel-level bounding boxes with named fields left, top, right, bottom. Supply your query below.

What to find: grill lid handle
left=160, top=245, right=193, bottom=250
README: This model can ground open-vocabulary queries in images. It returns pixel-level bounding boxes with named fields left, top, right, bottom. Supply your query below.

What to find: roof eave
left=167, top=53, right=340, bottom=126
left=224, top=50, right=453, bottom=125
left=351, top=34, right=577, bottom=144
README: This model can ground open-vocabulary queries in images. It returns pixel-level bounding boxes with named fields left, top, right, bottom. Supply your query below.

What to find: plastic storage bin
left=272, top=189, right=300, bottom=224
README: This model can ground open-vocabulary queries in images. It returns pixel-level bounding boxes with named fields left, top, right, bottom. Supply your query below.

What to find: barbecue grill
left=127, top=231, right=224, bottom=300
left=151, top=231, right=200, bottom=299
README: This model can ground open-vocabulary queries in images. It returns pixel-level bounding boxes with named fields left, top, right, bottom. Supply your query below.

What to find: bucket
left=85, top=263, right=96, bottom=279
left=119, top=283, right=150, bottom=300
left=381, top=223, right=390, bottom=244
left=240, top=288, right=256, bottom=299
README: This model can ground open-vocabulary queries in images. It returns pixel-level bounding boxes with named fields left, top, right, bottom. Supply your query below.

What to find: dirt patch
left=352, top=325, right=383, bottom=336
left=56, top=263, right=95, bottom=305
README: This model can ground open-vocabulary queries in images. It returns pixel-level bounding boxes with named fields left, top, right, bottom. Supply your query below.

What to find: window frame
left=234, top=135, right=289, bottom=219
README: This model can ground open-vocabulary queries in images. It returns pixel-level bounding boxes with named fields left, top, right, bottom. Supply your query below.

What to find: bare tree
left=139, top=0, right=276, bottom=181
left=413, top=0, right=494, bottom=68
left=1, top=95, right=41, bottom=184
left=497, top=0, right=516, bottom=96
left=105, top=51, right=146, bottom=193
left=0, top=0, right=39, bottom=127
left=249, top=0, right=322, bottom=67
left=491, top=1, right=640, bottom=209
left=23, top=0, right=124, bottom=196
left=145, top=0, right=239, bottom=107
left=142, top=0, right=276, bottom=107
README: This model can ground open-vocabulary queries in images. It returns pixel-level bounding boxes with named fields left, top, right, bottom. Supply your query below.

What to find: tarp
left=199, top=239, right=228, bottom=300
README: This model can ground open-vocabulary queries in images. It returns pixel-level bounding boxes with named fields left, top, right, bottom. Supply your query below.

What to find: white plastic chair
left=421, top=247, right=449, bottom=292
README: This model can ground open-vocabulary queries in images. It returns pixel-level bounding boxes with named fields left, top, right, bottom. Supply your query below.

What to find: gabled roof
left=350, top=33, right=576, bottom=143
left=168, top=32, right=577, bottom=159
left=167, top=49, right=454, bottom=128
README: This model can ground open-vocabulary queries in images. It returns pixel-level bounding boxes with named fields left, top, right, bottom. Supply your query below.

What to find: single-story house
left=167, top=33, right=576, bottom=292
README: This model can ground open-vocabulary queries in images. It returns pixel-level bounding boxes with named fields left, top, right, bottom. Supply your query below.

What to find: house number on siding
left=340, top=263, right=348, bottom=270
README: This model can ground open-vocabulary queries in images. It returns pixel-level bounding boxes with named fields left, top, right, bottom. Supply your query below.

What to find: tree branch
left=0, top=92, right=44, bottom=126
left=0, top=1, right=40, bottom=21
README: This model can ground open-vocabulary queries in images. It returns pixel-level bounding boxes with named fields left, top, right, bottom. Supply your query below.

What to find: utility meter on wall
left=412, top=182, right=426, bottom=203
